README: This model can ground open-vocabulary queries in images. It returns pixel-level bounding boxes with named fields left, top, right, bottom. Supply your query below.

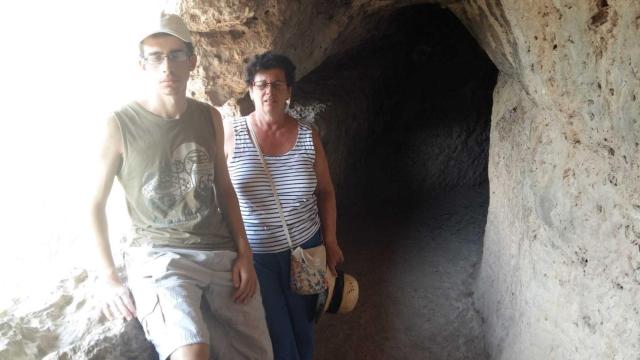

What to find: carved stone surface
left=449, top=1, right=640, bottom=358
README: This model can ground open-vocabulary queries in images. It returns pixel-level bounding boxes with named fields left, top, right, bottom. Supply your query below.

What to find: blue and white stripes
left=228, top=117, right=321, bottom=253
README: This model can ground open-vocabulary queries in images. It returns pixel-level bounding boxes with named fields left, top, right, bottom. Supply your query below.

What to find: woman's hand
left=232, top=251, right=258, bottom=304
left=325, top=243, right=344, bottom=276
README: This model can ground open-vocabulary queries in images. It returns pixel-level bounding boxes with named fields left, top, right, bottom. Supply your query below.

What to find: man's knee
left=169, top=342, right=209, bottom=360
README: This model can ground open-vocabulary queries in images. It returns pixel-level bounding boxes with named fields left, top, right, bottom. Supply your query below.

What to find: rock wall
left=180, top=0, right=450, bottom=105
left=450, top=1, right=640, bottom=358
left=0, top=270, right=157, bottom=360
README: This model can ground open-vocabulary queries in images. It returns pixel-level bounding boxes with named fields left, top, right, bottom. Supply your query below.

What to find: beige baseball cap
left=139, top=12, right=192, bottom=44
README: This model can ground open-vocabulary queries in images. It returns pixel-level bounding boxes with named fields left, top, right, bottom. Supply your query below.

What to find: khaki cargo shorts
left=125, top=247, right=273, bottom=360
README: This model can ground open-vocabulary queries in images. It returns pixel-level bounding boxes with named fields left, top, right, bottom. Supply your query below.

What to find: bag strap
left=246, top=117, right=294, bottom=250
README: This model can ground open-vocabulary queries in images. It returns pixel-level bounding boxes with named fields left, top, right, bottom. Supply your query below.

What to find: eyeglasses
left=143, top=50, right=190, bottom=66
left=252, top=80, right=287, bottom=91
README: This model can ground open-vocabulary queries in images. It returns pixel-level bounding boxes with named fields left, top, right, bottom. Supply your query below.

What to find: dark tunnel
left=294, top=4, right=497, bottom=213
left=291, top=4, right=498, bottom=359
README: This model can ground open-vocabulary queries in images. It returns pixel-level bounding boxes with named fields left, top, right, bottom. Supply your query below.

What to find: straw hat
left=314, top=269, right=359, bottom=322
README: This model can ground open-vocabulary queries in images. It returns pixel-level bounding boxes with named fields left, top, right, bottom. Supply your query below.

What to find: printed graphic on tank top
left=141, top=142, right=214, bottom=225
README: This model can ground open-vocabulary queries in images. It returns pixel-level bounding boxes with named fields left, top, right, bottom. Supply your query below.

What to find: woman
left=223, top=52, right=344, bottom=359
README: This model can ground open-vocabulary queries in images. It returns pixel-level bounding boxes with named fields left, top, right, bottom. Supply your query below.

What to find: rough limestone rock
left=449, top=1, right=640, bottom=358
left=0, top=270, right=157, bottom=360
left=179, top=0, right=453, bottom=105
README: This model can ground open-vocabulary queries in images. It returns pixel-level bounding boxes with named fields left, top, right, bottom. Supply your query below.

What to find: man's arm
left=312, top=127, right=344, bottom=275
left=221, top=116, right=235, bottom=161
left=210, top=107, right=256, bottom=304
left=90, top=115, right=136, bottom=320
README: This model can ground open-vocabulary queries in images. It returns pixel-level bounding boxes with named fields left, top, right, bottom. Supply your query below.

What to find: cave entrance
left=293, top=4, right=497, bottom=359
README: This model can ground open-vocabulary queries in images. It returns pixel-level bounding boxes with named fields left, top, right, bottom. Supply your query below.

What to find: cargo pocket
left=127, top=257, right=169, bottom=339
left=138, top=293, right=166, bottom=338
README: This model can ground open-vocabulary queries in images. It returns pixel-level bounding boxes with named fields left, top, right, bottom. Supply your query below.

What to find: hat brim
left=336, top=273, right=359, bottom=313
left=325, top=270, right=345, bottom=314
left=314, top=268, right=359, bottom=322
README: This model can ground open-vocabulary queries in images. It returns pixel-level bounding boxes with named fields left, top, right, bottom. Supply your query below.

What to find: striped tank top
left=228, top=117, right=321, bottom=253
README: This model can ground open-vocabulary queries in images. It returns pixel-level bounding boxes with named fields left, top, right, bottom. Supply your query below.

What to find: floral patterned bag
left=290, top=245, right=328, bottom=295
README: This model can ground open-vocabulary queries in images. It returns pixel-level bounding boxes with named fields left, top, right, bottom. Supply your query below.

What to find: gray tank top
left=114, top=98, right=234, bottom=251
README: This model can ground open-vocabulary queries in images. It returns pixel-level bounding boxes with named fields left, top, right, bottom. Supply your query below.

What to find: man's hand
left=232, top=251, right=257, bottom=304
left=101, top=278, right=136, bottom=321
left=326, top=243, right=344, bottom=276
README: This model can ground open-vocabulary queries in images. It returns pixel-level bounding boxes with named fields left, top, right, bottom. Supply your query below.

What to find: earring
left=286, top=98, right=291, bottom=108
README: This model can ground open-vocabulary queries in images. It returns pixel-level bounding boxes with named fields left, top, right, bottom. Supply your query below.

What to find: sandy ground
left=315, top=186, right=489, bottom=360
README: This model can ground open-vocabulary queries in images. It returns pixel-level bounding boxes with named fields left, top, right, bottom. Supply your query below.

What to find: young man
left=90, top=13, right=272, bottom=360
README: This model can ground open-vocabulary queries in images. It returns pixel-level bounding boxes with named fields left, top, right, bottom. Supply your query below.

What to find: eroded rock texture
left=0, top=270, right=157, bottom=360
left=180, top=0, right=453, bottom=105
left=449, top=1, right=640, bottom=358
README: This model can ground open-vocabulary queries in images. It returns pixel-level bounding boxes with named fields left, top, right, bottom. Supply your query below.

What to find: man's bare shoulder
left=208, top=105, right=223, bottom=123
left=96, top=113, right=123, bottom=155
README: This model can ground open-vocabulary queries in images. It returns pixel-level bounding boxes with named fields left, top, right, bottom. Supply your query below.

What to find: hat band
left=327, top=270, right=344, bottom=313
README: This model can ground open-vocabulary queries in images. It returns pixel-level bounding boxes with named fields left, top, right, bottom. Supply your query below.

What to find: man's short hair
left=244, top=52, right=296, bottom=87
